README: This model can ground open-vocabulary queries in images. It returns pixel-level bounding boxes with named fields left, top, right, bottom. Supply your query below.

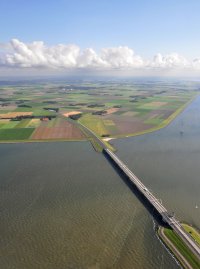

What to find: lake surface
left=1, top=96, right=200, bottom=269
left=113, top=95, right=200, bottom=228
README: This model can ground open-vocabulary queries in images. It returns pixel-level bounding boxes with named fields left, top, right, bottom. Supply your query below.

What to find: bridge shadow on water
left=103, top=151, right=169, bottom=229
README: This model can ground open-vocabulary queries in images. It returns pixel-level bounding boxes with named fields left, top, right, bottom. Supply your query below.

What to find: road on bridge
left=77, top=121, right=200, bottom=261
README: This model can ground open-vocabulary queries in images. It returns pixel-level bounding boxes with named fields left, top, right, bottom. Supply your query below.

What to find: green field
left=182, top=224, right=200, bottom=246
left=160, top=227, right=200, bottom=269
left=1, top=121, right=20, bottom=129
left=14, top=107, right=56, bottom=116
left=15, top=119, right=31, bottom=128
left=0, top=128, right=35, bottom=140
left=0, top=80, right=199, bottom=142
left=79, top=114, right=108, bottom=136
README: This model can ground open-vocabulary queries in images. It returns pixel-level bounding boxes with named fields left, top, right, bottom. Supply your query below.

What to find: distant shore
left=110, top=94, right=198, bottom=140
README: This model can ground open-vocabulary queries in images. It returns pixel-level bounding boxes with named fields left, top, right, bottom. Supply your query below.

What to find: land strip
left=0, top=80, right=199, bottom=142
left=182, top=224, right=200, bottom=246
left=158, top=226, right=200, bottom=269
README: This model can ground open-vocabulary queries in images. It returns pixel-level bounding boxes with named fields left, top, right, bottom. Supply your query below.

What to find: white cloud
left=2, top=40, right=144, bottom=69
left=100, top=46, right=144, bottom=68
left=192, top=58, right=200, bottom=69
left=150, top=53, right=189, bottom=68
left=0, top=39, right=200, bottom=75
left=4, top=39, right=80, bottom=68
left=77, top=48, right=107, bottom=68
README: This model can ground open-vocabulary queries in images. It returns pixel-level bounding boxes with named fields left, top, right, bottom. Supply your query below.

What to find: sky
left=0, top=0, right=200, bottom=77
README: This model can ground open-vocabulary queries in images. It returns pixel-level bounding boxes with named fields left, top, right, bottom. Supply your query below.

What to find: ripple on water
left=0, top=142, right=179, bottom=269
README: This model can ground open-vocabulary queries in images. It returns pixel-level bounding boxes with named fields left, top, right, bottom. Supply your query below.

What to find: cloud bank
left=0, top=39, right=200, bottom=75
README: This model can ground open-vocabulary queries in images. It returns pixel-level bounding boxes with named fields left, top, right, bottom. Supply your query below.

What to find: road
left=159, top=227, right=193, bottom=269
left=104, top=148, right=200, bottom=261
left=76, top=121, right=200, bottom=261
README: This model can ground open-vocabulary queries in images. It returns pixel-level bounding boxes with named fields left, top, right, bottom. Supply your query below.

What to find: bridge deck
left=104, top=148, right=200, bottom=260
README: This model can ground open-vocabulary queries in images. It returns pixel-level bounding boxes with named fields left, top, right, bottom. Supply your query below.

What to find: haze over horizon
left=0, top=0, right=200, bottom=77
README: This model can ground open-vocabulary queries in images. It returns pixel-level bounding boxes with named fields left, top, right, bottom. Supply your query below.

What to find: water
left=1, top=97, right=200, bottom=268
left=0, top=143, right=177, bottom=269
left=112, top=95, right=200, bottom=229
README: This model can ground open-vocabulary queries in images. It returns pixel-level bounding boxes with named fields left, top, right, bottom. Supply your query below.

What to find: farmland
left=0, top=79, right=198, bottom=142
left=31, top=118, right=84, bottom=140
left=0, top=128, right=34, bottom=140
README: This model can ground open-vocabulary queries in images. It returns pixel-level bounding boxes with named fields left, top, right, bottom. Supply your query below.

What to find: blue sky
left=0, top=0, right=200, bottom=76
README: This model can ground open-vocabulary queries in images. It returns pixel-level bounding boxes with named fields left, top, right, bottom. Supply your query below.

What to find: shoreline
left=0, top=138, right=87, bottom=144
left=0, top=94, right=198, bottom=145
left=157, top=225, right=200, bottom=269
left=110, top=94, right=198, bottom=140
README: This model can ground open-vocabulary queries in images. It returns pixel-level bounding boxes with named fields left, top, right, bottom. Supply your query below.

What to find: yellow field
left=27, top=119, right=41, bottom=128
left=0, top=112, right=33, bottom=118
left=79, top=114, right=108, bottom=136
left=142, top=101, right=167, bottom=108
left=103, top=119, right=115, bottom=126
left=63, top=111, right=82, bottom=117
left=182, top=224, right=200, bottom=246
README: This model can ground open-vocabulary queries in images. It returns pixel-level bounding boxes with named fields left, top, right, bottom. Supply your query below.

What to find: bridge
left=104, top=148, right=200, bottom=260
left=77, top=121, right=200, bottom=260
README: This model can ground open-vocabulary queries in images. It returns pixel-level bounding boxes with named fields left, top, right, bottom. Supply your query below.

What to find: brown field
left=104, top=114, right=154, bottom=135
left=149, top=101, right=167, bottom=106
left=31, top=119, right=85, bottom=140
left=63, top=111, right=82, bottom=117
left=0, top=112, right=33, bottom=119
left=113, top=118, right=153, bottom=134
left=105, top=108, right=119, bottom=114
left=122, top=111, right=139, bottom=117
left=0, top=105, right=17, bottom=111
left=146, top=109, right=173, bottom=120
left=142, top=101, right=167, bottom=108
left=161, top=110, right=174, bottom=119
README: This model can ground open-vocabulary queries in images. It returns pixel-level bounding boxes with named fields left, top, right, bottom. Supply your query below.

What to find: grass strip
left=159, top=227, right=200, bottom=269
left=77, top=123, right=103, bottom=152
left=182, top=224, right=200, bottom=246
left=1, top=121, right=20, bottom=129
left=79, top=123, right=115, bottom=152
left=89, top=137, right=103, bottom=152
left=15, top=119, right=31, bottom=128
left=79, top=114, right=109, bottom=136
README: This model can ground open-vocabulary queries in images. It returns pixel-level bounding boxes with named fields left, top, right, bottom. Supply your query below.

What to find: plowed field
left=31, top=119, right=84, bottom=140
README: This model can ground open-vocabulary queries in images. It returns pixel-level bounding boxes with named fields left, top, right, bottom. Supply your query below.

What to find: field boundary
left=0, top=138, right=87, bottom=144
left=111, top=94, right=198, bottom=139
